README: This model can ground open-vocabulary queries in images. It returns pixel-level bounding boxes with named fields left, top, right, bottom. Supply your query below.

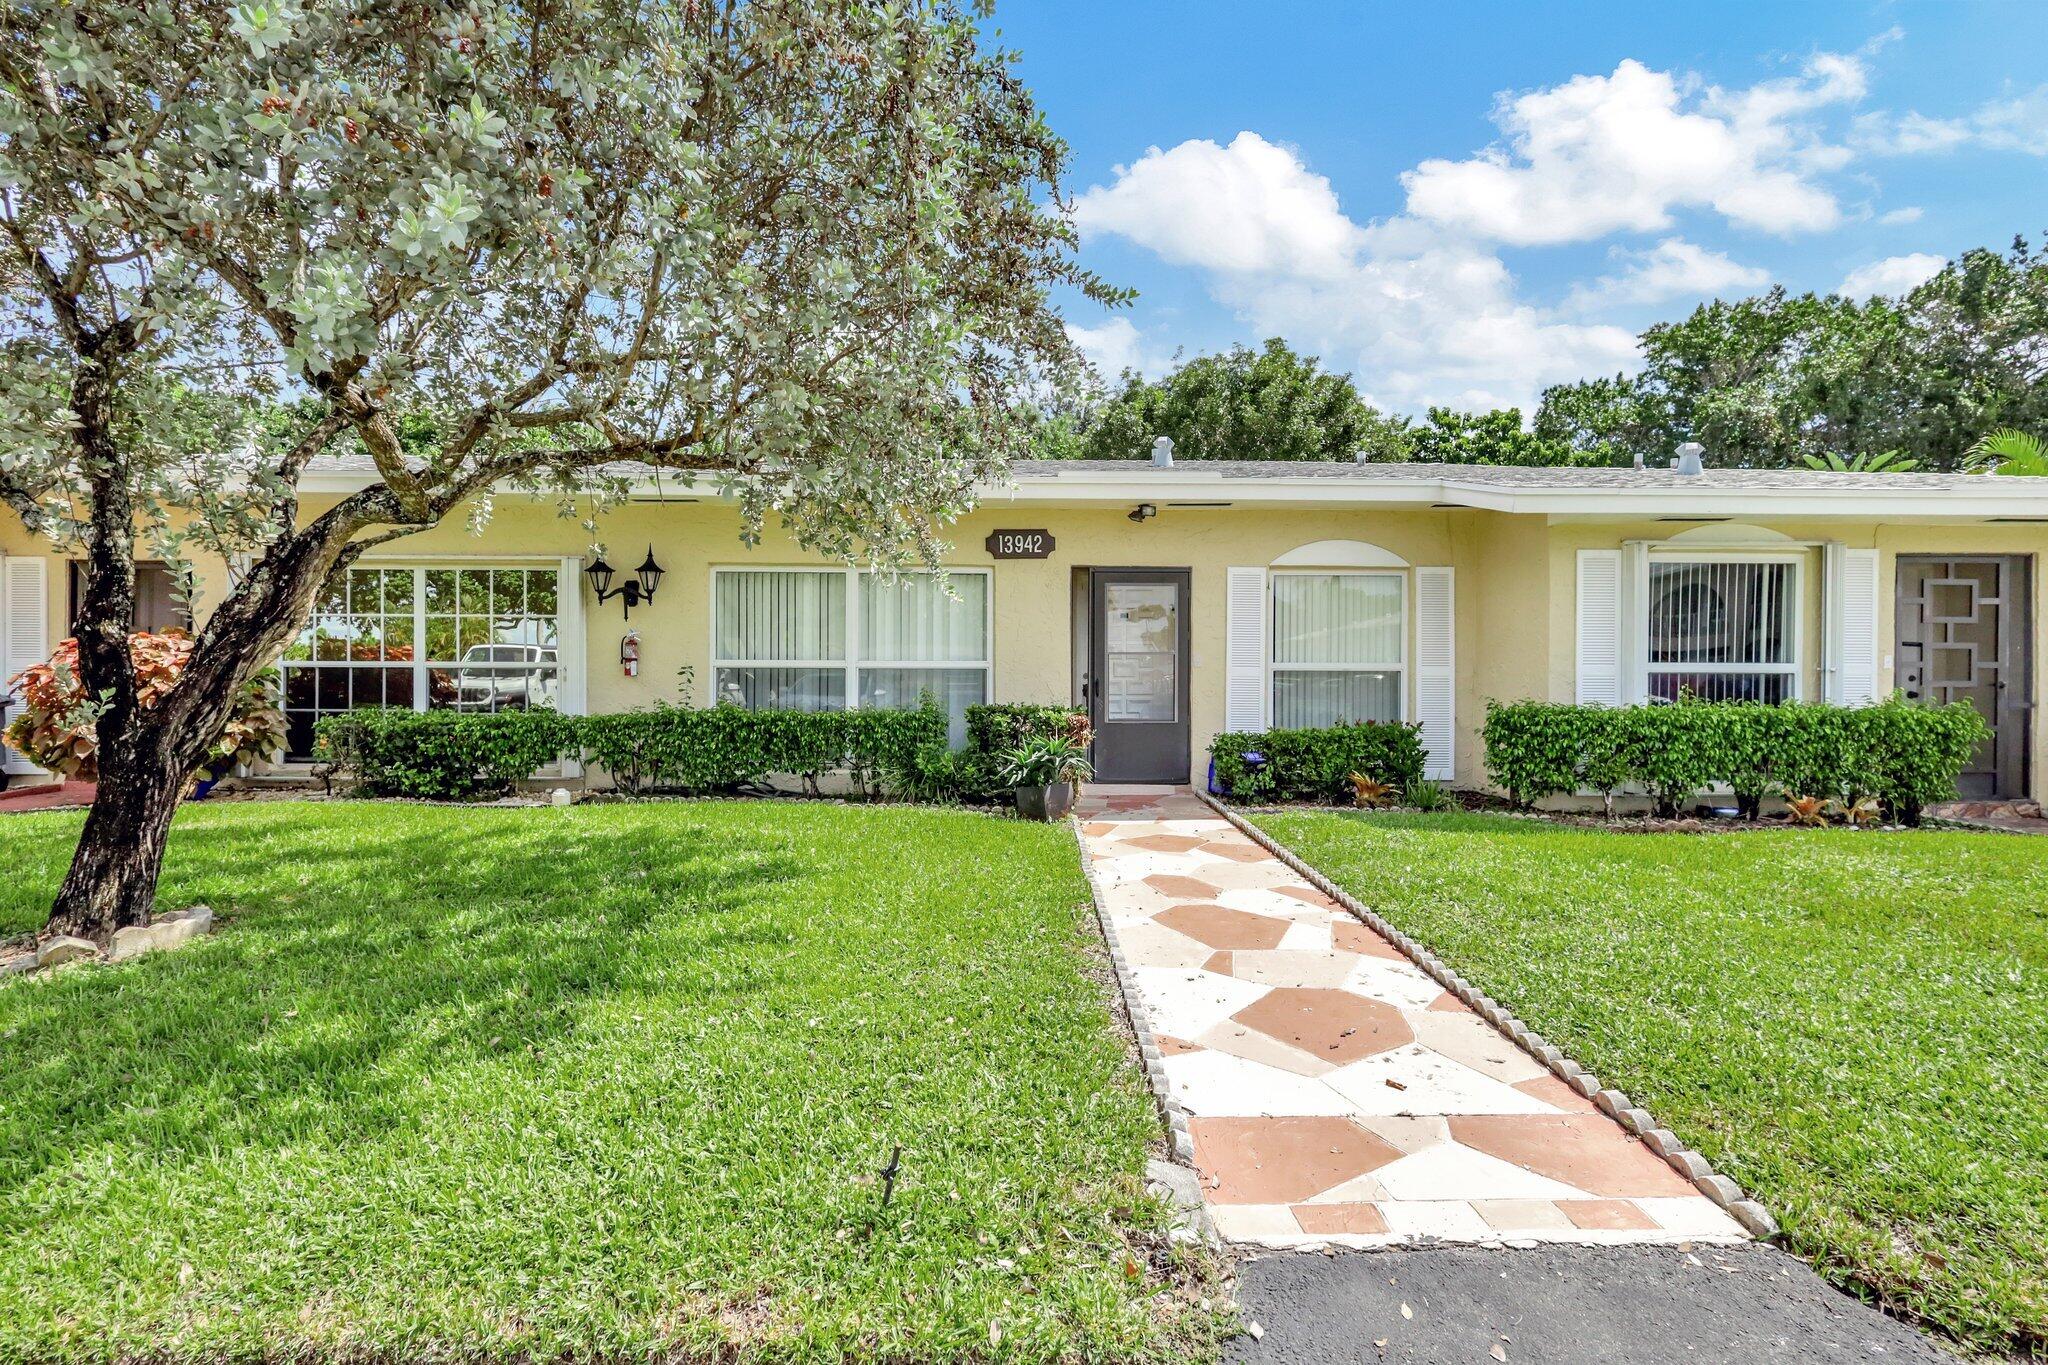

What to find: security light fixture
left=1128, top=503, right=1157, bottom=523
left=586, top=545, right=665, bottom=618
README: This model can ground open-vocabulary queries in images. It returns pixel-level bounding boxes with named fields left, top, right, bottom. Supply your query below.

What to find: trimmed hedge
left=318, top=703, right=949, bottom=800
left=313, top=709, right=580, bottom=801
left=1481, top=697, right=1989, bottom=822
left=576, top=702, right=948, bottom=796
left=1211, top=722, right=1426, bottom=804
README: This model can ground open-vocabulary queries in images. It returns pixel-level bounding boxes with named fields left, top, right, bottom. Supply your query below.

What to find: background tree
left=1537, top=238, right=2048, bottom=470
left=1052, top=337, right=1413, bottom=461
left=0, top=0, right=1109, bottom=941
left=1405, top=407, right=1607, bottom=466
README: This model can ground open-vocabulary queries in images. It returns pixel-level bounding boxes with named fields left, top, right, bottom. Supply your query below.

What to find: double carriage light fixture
left=585, top=545, right=665, bottom=618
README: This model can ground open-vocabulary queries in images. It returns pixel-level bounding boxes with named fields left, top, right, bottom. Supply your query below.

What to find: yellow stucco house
left=5, top=453, right=2046, bottom=803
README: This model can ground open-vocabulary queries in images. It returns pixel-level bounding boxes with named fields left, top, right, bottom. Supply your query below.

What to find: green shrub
left=1211, top=722, right=1426, bottom=804
left=1478, top=702, right=1591, bottom=807
left=314, top=708, right=579, bottom=800
left=575, top=702, right=949, bottom=796
left=1480, top=696, right=1988, bottom=822
left=960, top=703, right=1089, bottom=800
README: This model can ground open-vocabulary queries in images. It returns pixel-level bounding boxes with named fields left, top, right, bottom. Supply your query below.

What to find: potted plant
left=996, top=733, right=1095, bottom=820
left=4, top=631, right=287, bottom=795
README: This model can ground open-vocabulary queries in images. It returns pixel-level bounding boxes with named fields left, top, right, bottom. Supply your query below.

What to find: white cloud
left=1398, top=54, right=1866, bottom=244
left=1878, top=206, right=1924, bottom=225
left=1071, top=132, right=1364, bottom=278
left=1072, top=133, right=1638, bottom=412
left=1854, top=87, right=2048, bottom=157
left=1566, top=238, right=1769, bottom=311
left=1065, top=317, right=1168, bottom=379
left=1838, top=252, right=1947, bottom=299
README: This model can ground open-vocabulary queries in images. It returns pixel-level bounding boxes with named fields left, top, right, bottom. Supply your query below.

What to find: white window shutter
left=3, top=555, right=50, bottom=776
left=1413, top=567, right=1455, bottom=780
left=1575, top=549, right=1622, bottom=705
left=1834, top=547, right=1881, bottom=705
left=1225, top=566, right=1267, bottom=732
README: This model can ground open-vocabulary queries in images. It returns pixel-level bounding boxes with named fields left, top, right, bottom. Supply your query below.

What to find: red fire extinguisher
left=620, top=629, right=640, bottom=677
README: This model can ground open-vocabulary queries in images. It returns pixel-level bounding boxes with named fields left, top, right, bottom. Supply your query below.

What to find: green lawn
left=0, top=801, right=1217, bottom=1364
left=1253, top=810, right=2047, bottom=1358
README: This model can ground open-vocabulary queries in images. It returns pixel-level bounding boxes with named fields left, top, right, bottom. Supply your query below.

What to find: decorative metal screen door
left=1087, top=569, right=1191, bottom=783
left=1895, top=556, right=2033, bottom=799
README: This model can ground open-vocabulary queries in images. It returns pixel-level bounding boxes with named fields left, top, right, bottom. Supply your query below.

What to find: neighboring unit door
left=1087, top=569, right=1191, bottom=783
left=1896, top=555, right=2033, bottom=799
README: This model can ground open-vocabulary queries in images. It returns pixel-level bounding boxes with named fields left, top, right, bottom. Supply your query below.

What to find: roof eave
left=290, top=468, right=2048, bottom=521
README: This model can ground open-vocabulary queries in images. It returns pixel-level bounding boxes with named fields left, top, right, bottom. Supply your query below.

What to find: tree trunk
left=44, top=739, right=190, bottom=942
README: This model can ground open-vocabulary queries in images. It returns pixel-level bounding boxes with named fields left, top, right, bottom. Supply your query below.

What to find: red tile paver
left=1124, top=834, right=1209, bottom=853
left=1511, top=1074, right=1601, bottom=1114
left=1448, top=1115, right=1699, bottom=1198
left=1332, top=919, right=1409, bottom=961
left=1291, top=1202, right=1391, bottom=1235
left=1199, top=840, right=1274, bottom=863
left=1190, top=1116, right=1401, bottom=1204
left=1233, top=987, right=1413, bottom=1062
left=1156, top=903, right=1290, bottom=950
left=1558, top=1199, right=1659, bottom=1231
left=1145, top=873, right=1223, bottom=900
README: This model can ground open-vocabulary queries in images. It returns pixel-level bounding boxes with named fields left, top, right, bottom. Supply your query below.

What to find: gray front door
left=1896, top=555, right=2033, bottom=799
left=1087, top=569, right=1191, bottom=783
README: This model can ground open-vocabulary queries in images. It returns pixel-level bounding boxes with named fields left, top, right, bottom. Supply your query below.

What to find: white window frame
left=277, top=558, right=571, bottom=759
left=1640, top=551, right=1804, bottom=703
left=708, top=566, right=994, bottom=719
left=1267, top=569, right=1408, bottom=726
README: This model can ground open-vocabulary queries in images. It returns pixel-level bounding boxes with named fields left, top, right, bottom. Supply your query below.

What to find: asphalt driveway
left=1226, top=1244, right=1953, bottom=1365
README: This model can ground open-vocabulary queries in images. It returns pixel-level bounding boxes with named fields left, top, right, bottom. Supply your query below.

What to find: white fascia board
left=291, top=466, right=2048, bottom=522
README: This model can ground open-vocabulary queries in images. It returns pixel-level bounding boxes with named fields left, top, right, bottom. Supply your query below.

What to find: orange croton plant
left=4, top=630, right=287, bottom=783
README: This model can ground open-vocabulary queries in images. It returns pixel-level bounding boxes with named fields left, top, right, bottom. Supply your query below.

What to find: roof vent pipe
left=1673, top=442, right=1705, bottom=477
left=1151, top=435, right=1174, bottom=467
left=1632, top=448, right=1645, bottom=471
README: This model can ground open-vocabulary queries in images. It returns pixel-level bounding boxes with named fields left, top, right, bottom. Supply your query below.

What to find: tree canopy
left=1535, top=238, right=2048, bottom=471
left=1045, top=338, right=1411, bottom=462
left=0, top=0, right=1107, bottom=937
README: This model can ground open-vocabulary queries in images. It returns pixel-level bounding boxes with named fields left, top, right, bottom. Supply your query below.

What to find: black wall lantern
left=586, top=545, right=665, bottom=618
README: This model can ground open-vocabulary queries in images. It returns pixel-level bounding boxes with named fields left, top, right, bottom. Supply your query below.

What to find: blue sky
left=994, top=0, right=2048, bottom=416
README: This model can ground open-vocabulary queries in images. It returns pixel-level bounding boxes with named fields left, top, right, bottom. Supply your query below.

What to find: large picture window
left=713, top=568, right=990, bottom=744
left=279, top=565, right=560, bottom=757
left=1270, top=571, right=1405, bottom=728
left=1644, top=556, right=1798, bottom=703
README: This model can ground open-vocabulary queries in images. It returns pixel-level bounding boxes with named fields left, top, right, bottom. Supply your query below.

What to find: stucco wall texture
left=6, top=499, right=2046, bottom=802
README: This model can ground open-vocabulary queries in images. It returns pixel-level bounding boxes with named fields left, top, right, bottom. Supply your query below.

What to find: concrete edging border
left=1071, top=816, right=1202, bottom=1167
left=1194, top=791, right=1781, bottom=1243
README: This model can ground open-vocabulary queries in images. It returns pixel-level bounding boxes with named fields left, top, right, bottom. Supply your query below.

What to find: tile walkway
left=1076, top=784, right=1747, bottom=1251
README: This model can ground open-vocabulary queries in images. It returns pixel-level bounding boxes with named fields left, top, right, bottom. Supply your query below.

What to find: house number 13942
left=984, top=530, right=1055, bottom=560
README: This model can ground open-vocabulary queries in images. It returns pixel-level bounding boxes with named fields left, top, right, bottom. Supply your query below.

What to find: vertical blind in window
left=1270, top=572, right=1404, bottom=728
left=713, top=569, right=990, bottom=742
left=1645, top=558, right=1796, bottom=703
left=713, top=569, right=847, bottom=712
